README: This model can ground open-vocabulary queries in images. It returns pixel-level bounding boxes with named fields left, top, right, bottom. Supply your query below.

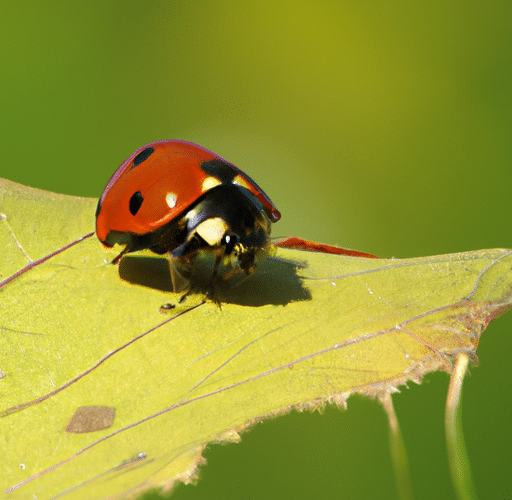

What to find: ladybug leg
left=207, top=253, right=225, bottom=305
left=169, top=255, right=193, bottom=293
left=159, top=253, right=195, bottom=312
left=179, top=289, right=192, bottom=304
left=172, top=255, right=196, bottom=305
left=159, top=288, right=192, bottom=313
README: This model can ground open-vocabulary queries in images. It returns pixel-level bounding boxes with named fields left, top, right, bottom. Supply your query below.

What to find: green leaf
left=1, top=178, right=511, bottom=499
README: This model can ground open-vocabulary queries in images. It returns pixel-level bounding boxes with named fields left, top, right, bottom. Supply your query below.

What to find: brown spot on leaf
left=65, top=406, right=116, bottom=434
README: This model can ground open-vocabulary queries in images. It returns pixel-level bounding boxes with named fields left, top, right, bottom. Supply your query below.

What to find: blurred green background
left=2, top=1, right=511, bottom=499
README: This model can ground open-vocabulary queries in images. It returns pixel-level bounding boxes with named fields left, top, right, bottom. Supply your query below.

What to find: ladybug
left=95, top=140, right=281, bottom=300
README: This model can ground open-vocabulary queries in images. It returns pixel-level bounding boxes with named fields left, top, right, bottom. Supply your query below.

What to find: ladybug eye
left=132, top=147, right=155, bottom=168
left=129, top=191, right=144, bottom=215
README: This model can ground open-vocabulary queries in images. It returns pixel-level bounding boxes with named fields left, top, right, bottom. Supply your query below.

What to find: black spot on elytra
left=132, top=147, right=155, bottom=168
left=201, top=159, right=237, bottom=183
left=129, top=191, right=144, bottom=215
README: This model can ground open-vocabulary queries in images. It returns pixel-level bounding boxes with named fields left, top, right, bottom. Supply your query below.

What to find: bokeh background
left=2, top=2, right=512, bottom=499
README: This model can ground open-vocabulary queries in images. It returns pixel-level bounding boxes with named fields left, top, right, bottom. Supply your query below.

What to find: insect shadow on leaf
left=117, top=254, right=310, bottom=307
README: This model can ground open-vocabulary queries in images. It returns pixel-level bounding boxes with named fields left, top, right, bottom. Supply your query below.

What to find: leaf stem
left=382, top=394, right=414, bottom=500
left=445, top=352, right=477, bottom=500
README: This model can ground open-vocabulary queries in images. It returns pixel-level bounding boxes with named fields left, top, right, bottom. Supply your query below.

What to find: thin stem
left=445, top=352, right=477, bottom=500
left=382, top=394, right=414, bottom=500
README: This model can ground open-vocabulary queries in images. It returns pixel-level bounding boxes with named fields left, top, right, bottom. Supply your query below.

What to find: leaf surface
left=1, top=178, right=511, bottom=499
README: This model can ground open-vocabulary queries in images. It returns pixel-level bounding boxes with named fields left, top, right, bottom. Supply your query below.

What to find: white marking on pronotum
left=195, top=218, right=229, bottom=246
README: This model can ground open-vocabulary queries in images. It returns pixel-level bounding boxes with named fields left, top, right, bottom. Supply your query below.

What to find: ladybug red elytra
left=95, top=140, right=281, bottom=299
